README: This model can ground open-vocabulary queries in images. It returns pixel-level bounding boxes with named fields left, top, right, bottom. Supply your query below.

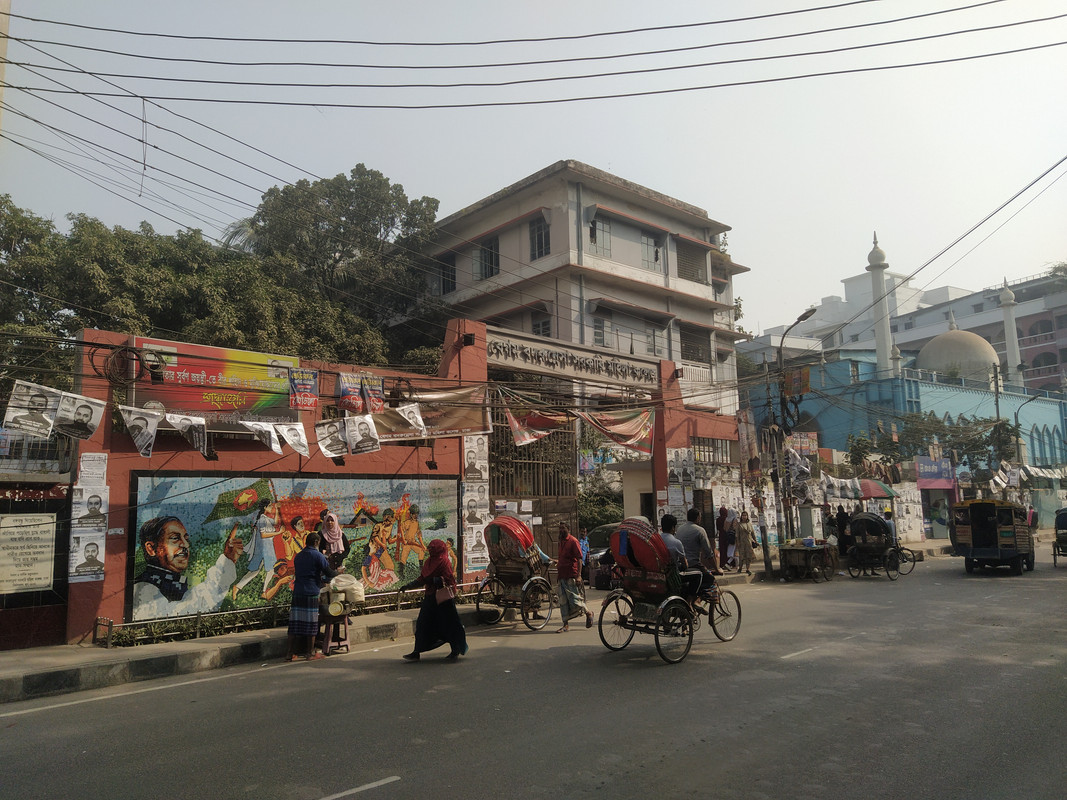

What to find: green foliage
left=577, top=472, right=624, bottom=530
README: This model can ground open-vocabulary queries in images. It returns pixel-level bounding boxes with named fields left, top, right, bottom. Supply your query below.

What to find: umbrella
left=856, top=478, right=896, bottom=499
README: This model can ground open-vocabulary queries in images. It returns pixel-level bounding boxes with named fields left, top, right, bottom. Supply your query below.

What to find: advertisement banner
left=337, top=373, right=365, bottom=414
left=3, top=380, right=60, bottom=439
left=131, top=336, right=299, bottom=433
left=373, top=386, right=492, bottom=442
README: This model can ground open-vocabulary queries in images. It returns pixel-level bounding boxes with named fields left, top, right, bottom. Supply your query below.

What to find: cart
left=779, top=542, right=835, bottom=582
left=1052, top=508, right=1067, bottom=567
left=475, top=516, right=558, bottom=630
left=598, top=516, right=741, bottom=664
left=846, top=512, right=900, bottom=580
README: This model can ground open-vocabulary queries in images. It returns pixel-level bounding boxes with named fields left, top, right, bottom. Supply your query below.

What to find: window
left=1032, top=352, right=1057, bottom=368
left=592, top=315, right=611, bottom=347
left=531, top=313, right=551, bottom=338
left=903, top=320, right=914, bottom=330
left=679, top=326, right=710, bottom=363
left=1029, top=319, right=1054, bottom=336
left=529, top=217, right=550, bottom=261
left=645, top=324, right=664, bottom=357
left=849, top=334, right=859, bottom=343
left=675, top=240, right=707, bottom=283
left=589, top=217, right=611, bottom=257
left=850, top=362, right=860, bottom=383
left=641, top=233, right=660, bottom=271
left=692, top=436, right=731, bottom=464
left=433, top=253, right=456, bottom=295
left=476, top=237, right=499, bottom=280
left=1056, top=314, right=1067, bottom=330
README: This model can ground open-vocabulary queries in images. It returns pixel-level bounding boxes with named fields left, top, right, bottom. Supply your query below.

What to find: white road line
left=780, top=648, right=814, bottom=659
left=319, top=776, right=401, bottom=798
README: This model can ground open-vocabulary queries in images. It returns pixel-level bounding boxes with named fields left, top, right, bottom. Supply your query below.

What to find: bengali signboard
left=130, top=337, right=300, bottom=433
left=0, top=513, right=56, bottom=594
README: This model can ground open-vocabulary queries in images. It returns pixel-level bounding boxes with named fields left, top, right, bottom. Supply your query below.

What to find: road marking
left=319, top=776, right=401, bottom=798
left=781, top=648, right=814, bottom=659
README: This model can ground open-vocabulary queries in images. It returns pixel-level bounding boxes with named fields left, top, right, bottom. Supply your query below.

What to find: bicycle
left=891, top=544, right=916, bottom=575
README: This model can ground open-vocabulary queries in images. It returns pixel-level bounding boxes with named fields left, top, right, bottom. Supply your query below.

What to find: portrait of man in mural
left=132, top=516, right=244, bottom=620
left=395, top=504, right=428, bottom=567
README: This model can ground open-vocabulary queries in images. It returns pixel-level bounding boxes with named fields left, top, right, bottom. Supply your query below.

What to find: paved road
left=2, top=549, right=1065, bottom=800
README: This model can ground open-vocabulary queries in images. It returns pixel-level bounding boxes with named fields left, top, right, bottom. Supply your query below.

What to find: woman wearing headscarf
left=835, top=505, right=851, bottom=557
left=317, top=510, right=349, bottom=569
left=723, top=508, right=739, bottom=569
left=734, top=511, right=758, bottom=575
left=398, top=538, right=468, bottom=661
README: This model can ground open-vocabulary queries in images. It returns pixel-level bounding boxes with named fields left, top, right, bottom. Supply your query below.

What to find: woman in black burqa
left=399, top=538, right=468, bottom=661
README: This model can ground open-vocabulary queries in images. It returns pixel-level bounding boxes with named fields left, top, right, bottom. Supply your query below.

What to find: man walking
left=555, top=522, right=593, bottom=632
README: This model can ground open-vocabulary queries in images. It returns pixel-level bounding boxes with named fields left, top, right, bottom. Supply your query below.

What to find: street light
left=776, top=307, right=816, bottom=542
left=1014, top=394, right=1039, bottom=463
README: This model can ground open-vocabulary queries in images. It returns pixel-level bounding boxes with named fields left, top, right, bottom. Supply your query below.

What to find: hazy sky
left=1, top=0, right=1064, bottom=335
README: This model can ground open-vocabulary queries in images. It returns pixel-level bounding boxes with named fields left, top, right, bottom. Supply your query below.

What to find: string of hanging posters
left=498, top=387, right=655, bottom=455
left=2, top=378, right=491, bottom=460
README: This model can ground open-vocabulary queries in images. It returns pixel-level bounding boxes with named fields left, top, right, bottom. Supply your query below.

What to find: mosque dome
left=915, top=329, right=999, bottom=380
left=866, top=232, right=887, bottom=268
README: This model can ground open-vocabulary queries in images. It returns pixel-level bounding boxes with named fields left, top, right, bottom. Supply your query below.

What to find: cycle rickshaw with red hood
left=475, top=515, right=558, bottom=630
left=598, top=516, right=741, bottom=663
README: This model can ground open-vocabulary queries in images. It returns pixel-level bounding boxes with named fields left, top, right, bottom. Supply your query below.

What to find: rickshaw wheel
left=1011, top=556, right=1024, bottom=576
left=897, top=548, right=916, bottom=575
left=883, top=552, right=900, bottom=581
left=598, top=593, right=636, bottom=651
left=1025, top=550, right=1035, bottom=571
left=964, top=557, right=975, bottom=574
left=520, top=579, right=555, bottom=630
left=475, top=578, right=505, bottom=624
left=710, top=590, right=742, bottom=642
left=847, top=550, right=863, bottom=579
left=655, top=600, right=694, bottom=664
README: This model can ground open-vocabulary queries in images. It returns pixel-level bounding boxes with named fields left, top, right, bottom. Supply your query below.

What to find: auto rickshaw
left=1053, top=508, right=1067, bottom=567
left=950, top=499, right=1034, bottom=575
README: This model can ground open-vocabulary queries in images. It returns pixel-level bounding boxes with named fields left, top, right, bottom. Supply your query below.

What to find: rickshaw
left=598, top=516, right=741, bottom=664
left=475, top=516, right=558, bottom=630
left=846, top=512, right=900, bottom=580
left=950, top=499, right=1034, bottom=575
left=1055, top=508, right=1067, bottom=567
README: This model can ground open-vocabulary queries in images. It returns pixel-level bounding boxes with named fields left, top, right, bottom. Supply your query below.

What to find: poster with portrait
left=346, top=414, right=381, bottom=455
left=462, top=481, right=490, bottom=521
left=361, top=376, right=385, bottom=414
left=315, top=419, right=348, bottom=458
left=119, top=405, right=163, bottom=457
left=397, top=402, right=426, bottom=436
left=165, top=413, right=209, bottom=456
left=464, top=523, right=489, bottom=571
left=53, top=393, right=106, bottom=440
left=240, top=420, right=283, bottom=454
left=274, top=422, right=310, bottom=457
left=0, top=513, right=56, bottom=594
left=3, top=380, right=60, bottom=439
left=68, top=529, right=105, bottom=583
left=462, top=433, right=489, bottom=482
left=72, top=485, right=109, bottom=532
left=666, top=447, right=694, bottom=487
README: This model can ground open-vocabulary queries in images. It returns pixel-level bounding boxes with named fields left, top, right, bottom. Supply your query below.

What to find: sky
left=1, top=0, right=1065, bottom=336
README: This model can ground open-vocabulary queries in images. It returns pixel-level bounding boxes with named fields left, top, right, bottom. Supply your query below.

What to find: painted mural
left=130, top=475, right=459, bottom=621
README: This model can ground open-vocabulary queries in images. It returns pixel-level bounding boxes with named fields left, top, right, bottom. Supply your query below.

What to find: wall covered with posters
left=129, top=474, right=460, bottom=621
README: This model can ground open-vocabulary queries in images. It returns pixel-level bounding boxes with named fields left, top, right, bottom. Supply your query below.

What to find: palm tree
left=220, top=217, right=262, bottom=254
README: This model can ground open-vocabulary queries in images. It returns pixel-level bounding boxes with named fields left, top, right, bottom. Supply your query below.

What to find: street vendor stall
left=778, top=540, right=834, bottom=582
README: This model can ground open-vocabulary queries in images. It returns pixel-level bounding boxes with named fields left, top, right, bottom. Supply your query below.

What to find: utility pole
left=763, top=356, right=785, bottom=567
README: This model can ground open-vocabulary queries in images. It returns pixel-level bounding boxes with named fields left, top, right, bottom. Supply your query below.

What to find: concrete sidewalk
left=0, top=544, right=963, bottom=705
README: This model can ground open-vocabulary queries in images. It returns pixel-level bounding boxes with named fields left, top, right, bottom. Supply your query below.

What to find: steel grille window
left=692, top=436, right=730, bottom=464
left=490, top=401, right=576, bottom=498
left=435, top=253, right=456, bottom=295
left=676, top=240, right=707, bottom=283
left=641, top=233, right=660, bottom=271
left=679, top=325, right=710, bottom=363
left=529, top=218, right=550, bottom=261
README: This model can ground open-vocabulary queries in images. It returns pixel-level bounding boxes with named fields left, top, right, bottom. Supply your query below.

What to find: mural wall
left=130, top=474, right=459, bottom=621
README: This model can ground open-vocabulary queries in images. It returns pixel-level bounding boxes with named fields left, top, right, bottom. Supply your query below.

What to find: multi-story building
left=426, top=160, right=752, bottom=524
left=428, top=160, right=749, bottom=414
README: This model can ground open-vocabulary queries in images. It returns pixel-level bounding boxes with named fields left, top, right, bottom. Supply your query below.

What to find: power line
left=7, top=40, right=1065, bottom=109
